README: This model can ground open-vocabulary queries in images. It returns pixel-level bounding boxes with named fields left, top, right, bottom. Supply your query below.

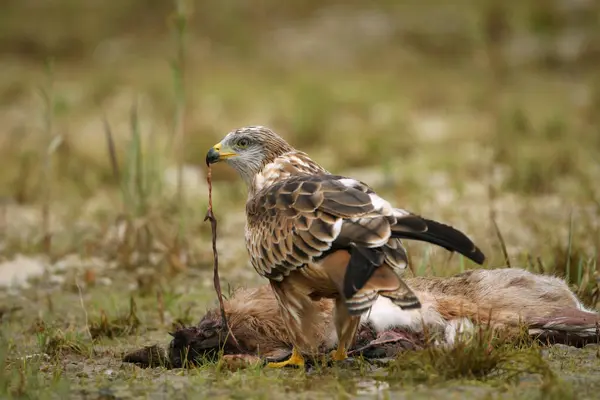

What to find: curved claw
left=330, top=345, right=348, bottom=361
left=266, top=347, right=305, bottom=368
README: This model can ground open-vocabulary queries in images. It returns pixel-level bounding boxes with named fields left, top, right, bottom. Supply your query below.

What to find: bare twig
left=204, top=164, right=240, bottom=350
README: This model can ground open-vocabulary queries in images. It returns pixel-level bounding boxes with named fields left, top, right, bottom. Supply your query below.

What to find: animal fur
left=165, top=268, right=599, bottom=365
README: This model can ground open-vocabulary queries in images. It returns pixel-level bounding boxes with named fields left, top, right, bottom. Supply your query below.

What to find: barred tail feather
left=344, top=265, right=421, bottom=316
left=320, top=250, right=421, bottom=316
left=345, top=291, right=380, bottom=316
left=380, top=280, right=422, bottom=310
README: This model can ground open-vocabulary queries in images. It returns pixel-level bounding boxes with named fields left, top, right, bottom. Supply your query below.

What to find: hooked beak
left=206, top=143, right=238, bottom=165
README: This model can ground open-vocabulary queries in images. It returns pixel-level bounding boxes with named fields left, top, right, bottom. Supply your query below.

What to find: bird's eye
left=237, top=138, right=249, bottom=148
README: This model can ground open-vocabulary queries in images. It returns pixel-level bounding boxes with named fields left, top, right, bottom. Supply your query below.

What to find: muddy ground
left=1, top=259, right=599, bottom=400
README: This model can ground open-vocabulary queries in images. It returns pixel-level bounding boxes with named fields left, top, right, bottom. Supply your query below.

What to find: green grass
left=1, top=0, right=600, bottom=398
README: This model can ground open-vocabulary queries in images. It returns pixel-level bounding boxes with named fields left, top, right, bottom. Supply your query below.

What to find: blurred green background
left=1, top=2, right=600, bottom=397
left=1, top=0, right=599, bottom=292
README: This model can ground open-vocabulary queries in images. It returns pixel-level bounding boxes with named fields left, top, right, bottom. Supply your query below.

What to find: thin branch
left=204, top=164, right=240, bottom=351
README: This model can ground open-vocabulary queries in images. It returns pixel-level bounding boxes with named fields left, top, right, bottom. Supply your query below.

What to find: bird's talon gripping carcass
left=266, top=347, right=305, bottom=368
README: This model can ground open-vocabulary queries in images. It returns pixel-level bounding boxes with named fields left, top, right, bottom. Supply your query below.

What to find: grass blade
left=491, top=216, right=511, bottom=268
left=102, top=115, right=121, bottom=185
left=565, top=210, right=574, bottom=283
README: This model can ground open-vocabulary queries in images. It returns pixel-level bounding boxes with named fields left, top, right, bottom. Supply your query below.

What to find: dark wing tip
left=468, top=246, right=486, bottom=265
left=421, top=217, right=487, bottom=265
left=392, top=215, right=487, bottom=265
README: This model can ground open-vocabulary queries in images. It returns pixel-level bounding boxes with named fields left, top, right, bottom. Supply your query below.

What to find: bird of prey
left=206, top=126, right=485, bottom=368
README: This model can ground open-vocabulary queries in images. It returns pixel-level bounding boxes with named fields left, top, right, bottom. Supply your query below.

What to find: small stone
left=65, top=362, right=80, bottom=373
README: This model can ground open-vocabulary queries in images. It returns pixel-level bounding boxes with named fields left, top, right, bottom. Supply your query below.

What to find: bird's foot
left=266, top=347, right=305, bottom=368
left=330, top=346, right=348, bottom=362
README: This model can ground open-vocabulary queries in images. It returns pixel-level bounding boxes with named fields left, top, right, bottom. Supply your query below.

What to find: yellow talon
left=330, top=345, right=347, bottom=361
left=267, top=347, right=305, bottom=368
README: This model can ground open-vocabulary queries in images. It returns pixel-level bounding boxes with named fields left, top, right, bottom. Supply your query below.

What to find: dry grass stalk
left=491, top=215, right=511, bottom=268
left=40, top=59, right=56, bottom=255
left=157, top=289, right=165, bottom=326
left=171, top=0, right=189, bottom=212
left=102, top=115, right=121, bottom=186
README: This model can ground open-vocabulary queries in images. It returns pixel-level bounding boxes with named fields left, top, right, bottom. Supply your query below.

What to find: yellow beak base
left=206, top=143, right=237, bottom=164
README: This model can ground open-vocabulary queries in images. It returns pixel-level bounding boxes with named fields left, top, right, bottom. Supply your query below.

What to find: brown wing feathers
left=247, top=175, right=374, bottom=280
left=247, top=174, right=485, bottom=313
